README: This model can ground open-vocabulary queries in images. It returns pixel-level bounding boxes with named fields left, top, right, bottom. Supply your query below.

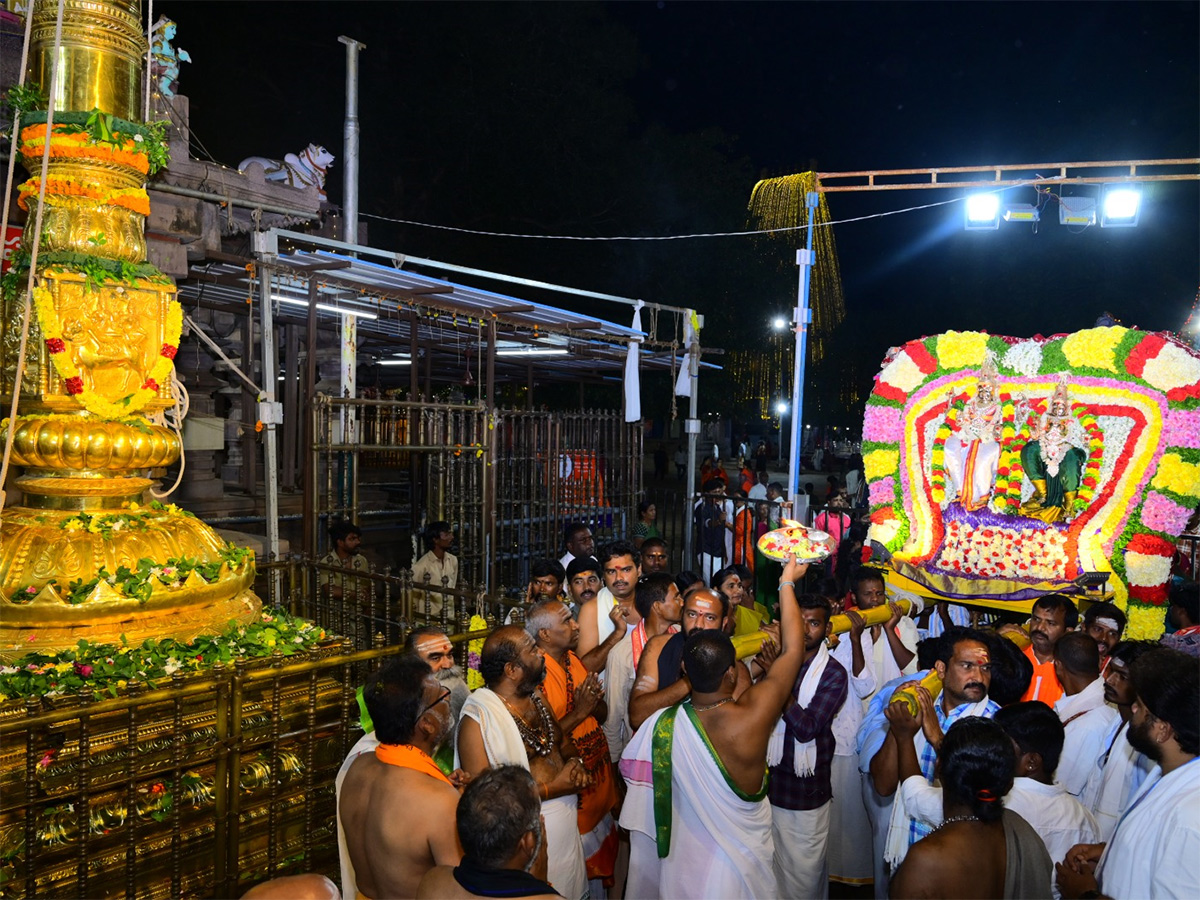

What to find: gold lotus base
left=0, top=505, right=261, bottom=660
left=0, top=588, right=262, bottom=660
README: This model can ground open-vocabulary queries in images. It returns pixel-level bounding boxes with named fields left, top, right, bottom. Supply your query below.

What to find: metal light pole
left=787, top=192, right=819, bottom=502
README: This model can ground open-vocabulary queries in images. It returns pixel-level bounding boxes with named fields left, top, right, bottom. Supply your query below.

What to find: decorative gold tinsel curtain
left=747, top=172, right=846, bottom=368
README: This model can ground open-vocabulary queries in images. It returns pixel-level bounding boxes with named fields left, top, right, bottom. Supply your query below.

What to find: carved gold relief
left=1, top=0, right=261, bottom=658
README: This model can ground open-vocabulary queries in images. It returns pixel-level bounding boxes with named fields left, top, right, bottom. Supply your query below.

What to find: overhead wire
left=357, top=183, right=1035, bottom=243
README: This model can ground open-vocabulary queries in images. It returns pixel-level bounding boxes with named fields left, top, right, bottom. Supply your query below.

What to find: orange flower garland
left=19, top=124, right=150, bottom=175
left=33, top=285, right=181, bottom=418
left=17, top=177, right=150, bottom=217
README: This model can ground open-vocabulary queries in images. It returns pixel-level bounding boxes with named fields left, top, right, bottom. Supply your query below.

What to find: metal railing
left=0, top=558, right=519, bottom=900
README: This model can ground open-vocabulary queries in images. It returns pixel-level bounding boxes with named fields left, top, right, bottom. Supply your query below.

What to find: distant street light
left=772, top=316, right=787, bottom=330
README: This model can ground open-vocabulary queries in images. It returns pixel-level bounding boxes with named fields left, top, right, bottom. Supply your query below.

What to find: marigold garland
left=17, top=177, right=150, bottom=217
left=33, top=285, right=181, bottom=418
left=19, top=124, right=150, bottom=175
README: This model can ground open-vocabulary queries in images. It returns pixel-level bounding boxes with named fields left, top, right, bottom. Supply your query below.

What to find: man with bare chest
left=628, top=586, right=752, bottom=731
left=339, top=656, right=466, bottom=899
left=457, top=626, right=591, bottom=900
left=619, top=556, right=812, bottom=898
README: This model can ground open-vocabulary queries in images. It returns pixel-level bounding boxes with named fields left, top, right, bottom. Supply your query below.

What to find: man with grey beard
left=408, top=626, right=472, bottom=724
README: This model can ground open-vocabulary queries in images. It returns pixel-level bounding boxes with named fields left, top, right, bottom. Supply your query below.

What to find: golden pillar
left=0, top=0, right=260, bottom=658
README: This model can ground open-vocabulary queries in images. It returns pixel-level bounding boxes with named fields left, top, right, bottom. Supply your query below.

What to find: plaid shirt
left=909, top=692, right=999, bottom=844
left=768, top=654, right=848, bottom=811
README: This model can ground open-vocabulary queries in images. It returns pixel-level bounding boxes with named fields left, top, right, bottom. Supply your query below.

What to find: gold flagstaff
left=0, top=0, right=259, bottom=657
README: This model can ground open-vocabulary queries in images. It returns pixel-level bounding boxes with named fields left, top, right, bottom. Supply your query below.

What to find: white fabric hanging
left=624, top=300, right=644, bottom=423
left=675, top=310, right=699, bottom=398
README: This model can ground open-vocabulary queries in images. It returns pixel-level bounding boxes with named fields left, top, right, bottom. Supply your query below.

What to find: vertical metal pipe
left=789, top=192, right=819, bottom=500
left=683, top=329, right=700, bottom=565
left=241, top=308, right=258, bottom=495
left=283, top=324, right=300, bottom=489
left=337, top=36, right=366, bottom=249
left=259, top=267, right=282, bottom=577
left=303, top=277, right=319, bottom=555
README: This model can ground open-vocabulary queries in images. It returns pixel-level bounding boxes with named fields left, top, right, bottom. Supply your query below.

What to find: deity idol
left=1020, top=381, right=1086, bottom=523
left=943, top=354, right=1003, bottom=512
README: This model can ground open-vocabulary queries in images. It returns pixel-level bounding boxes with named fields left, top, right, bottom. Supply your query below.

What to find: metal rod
left=303, top=278, right=319, bottom=554
left=789, top=192, right=818, bottom=501
left=338, top=36, right=366, bottom=251
left=260, top=266, right=282, bottom=575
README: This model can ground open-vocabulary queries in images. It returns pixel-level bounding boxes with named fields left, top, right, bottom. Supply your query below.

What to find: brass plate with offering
left=756, top=519, right=833, bottom=563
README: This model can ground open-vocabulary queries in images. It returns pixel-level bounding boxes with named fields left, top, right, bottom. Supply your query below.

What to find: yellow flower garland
left=17, top=177, right=150, bottom=217
left=19, top=125, right=150, bottom=175
left=33, top=285, right=182, bottom=419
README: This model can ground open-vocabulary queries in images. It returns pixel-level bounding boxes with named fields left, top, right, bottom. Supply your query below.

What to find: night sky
left=166, top=1, right=1199, bottom=423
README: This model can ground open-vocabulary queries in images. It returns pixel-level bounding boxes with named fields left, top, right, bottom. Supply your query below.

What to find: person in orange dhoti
left=527, top=599, right=621, bottom=896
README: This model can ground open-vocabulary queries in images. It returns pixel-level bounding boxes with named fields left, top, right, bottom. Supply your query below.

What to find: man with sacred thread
left=457, top=625, right=591, bottom=900
left=617, top=554, right=813, bottom=899
left=943, top=353, right=1005, bottom=512
left=339, top=656, right=468, bottom=899
left=526, top=598, right=622, bottom=895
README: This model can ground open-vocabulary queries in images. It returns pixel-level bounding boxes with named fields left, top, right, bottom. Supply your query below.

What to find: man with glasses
left=339, top=656, right=468, bottom=899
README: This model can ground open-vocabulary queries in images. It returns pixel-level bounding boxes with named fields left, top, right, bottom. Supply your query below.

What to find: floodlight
left=1058, top=195, right=1097, bottom=227
left=1003, top=203, right=1040, bottom=223
left=772, top=316, right=787, bottom=330
left=964, top=193, right=1000, bottom=230
left=775, top=401, right=789, bottom=415
left=1100, top=184, right=1141, bottom=227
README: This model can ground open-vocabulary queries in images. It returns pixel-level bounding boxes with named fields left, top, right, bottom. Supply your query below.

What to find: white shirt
left=916, top=602, right=972, bottom=641
left=830, top=632, right=878, bottom=755
left=602, top=634, right=635, bottom=762
left=1006, top=777, right=1100, bottom=899
left=1079, top=718, right=1154, bottom=842
left=335, top=731, right=381, bottom=900
left=748, top=484, right=768, bottom=500
left=559, top=551, right=575, bottom=570
left=1096, top=760, right=1200, bottom=899
left=1054, top=678, right=1119, bottom=797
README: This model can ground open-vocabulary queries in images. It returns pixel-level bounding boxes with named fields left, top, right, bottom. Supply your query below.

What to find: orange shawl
left=375, top=743, right=454, bottom=787
left=540, top=652, right=618, bottom=833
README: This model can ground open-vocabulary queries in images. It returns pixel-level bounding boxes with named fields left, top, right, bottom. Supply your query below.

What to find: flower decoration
left=862, top=327, right=1200, bottom=640
left=32, top=285, right=182, bottom=418
left=18, top=176, right=151, bottom=216
left=1061, top=326, right=1127, bottom=373
left=936, top=331, right=989, bottom=369
left=1002, top=340, right=1044, bottom=377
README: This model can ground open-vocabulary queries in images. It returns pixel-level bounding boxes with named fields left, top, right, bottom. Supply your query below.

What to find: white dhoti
left=944, top=434, right=1000, bottom=512
left=828, top=754, right=873, bottom=884
left=861, top=771, right=894, bottom=900
left=619, top=704, right=776, bottom=900
left=542, top=794, right=589, bottom=900
left=772, top=800, right=831, bottom=900
left=458, top=689, right=588, bottom=900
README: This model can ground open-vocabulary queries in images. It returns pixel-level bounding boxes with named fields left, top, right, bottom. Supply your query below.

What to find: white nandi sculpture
left=238, top=144, right=335, bottom=197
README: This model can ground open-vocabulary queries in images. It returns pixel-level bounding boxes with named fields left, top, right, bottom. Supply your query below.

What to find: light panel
left=964, top=193, right=1000, bottom=230
left=1100, top=184, right=1142, bottom=228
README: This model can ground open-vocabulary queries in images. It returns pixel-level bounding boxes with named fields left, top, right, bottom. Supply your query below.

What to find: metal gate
left=492, top=409, right=642, bottom=593
left=310, top=395, right=489, bottom=586
left=310, top=397, right=642, bottom=596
